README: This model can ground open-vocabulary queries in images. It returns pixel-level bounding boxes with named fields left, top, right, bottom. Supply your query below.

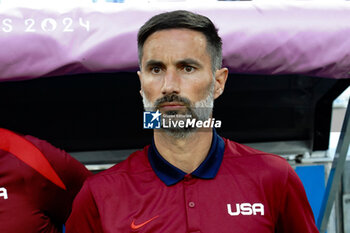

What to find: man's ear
left=137, top=71, right=143, bottom=97
left=214, top=68, right=228, bottom=99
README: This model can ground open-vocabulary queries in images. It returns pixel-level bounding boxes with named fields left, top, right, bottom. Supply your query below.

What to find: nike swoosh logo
left=131, top=215, right=159, bottom=230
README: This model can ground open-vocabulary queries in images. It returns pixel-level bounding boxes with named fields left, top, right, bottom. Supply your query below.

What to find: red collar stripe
left=0, top=128, right=66, bottom=190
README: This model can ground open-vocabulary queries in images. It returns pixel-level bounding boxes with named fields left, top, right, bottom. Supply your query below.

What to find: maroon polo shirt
left=66, top=131, right=318, bottom=233
left=0, top=128, right=92, bottom=233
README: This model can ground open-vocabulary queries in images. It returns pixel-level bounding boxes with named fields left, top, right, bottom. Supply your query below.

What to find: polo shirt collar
left=148, top=129, right=225, bottom=186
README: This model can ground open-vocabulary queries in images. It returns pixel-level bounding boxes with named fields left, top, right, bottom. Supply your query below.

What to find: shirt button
left=189, top=202, right=195, bottom=208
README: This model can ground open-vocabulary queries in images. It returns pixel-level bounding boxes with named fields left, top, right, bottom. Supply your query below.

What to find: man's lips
left=159, top=102, right=186, bottom=111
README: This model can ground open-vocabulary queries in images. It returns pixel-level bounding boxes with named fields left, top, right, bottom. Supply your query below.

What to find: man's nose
left=161, top=69, right=180, bottom=95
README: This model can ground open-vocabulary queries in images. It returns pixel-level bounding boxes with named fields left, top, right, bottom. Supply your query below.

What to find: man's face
left=138, top=29, right=218, bottom=137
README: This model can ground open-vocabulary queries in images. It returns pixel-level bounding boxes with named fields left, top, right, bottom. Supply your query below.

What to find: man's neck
left=153, top=129, right=213, bottom=174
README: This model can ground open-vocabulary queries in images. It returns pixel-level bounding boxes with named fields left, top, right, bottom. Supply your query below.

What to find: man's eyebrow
left=144, top=58, right=203, bottom=69
left=176, top=58, right=203, bottom=68
left=145, top=60, right=164, bottom=68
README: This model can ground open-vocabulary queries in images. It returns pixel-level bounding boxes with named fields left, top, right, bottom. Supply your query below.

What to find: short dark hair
left=137, top=10, right=222, bottom=72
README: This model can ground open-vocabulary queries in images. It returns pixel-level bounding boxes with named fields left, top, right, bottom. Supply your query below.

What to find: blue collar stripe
left=148, top=130, right=225, bottom=186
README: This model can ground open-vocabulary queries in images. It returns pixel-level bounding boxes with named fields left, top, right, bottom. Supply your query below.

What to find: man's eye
left=184, top=66, right=195, bottom=73
left=151, top=67, right=162, bottom=74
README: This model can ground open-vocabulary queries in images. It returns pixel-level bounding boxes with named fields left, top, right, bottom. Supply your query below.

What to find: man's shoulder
left=23, top=133, right=91, bottom=174
left=87, top=145, right=153, bottom=183
left=224, top=138, right=287, bottom=159
left=221, top=138, right=296, bottom=195
left=0, top=128, right=86, bottom=170
left=222, top=138, right=291, bottom=173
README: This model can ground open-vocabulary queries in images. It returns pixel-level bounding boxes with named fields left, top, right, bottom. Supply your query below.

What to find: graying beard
left=141, top=81, right=214, bottom=138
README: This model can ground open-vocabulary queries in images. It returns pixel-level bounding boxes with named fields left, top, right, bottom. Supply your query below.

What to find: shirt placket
left=183, top=174, right=201, bottom=233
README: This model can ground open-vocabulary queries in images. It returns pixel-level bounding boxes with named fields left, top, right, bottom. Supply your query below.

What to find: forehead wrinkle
left=141, top=29, right=211, bottom=70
